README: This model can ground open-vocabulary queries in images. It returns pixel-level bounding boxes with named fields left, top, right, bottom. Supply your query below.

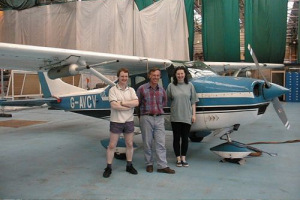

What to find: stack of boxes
left=285, top=72, right=299, bottom=102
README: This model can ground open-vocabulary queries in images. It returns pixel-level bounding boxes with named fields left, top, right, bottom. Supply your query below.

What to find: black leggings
left=171, top=122, right=191, bottom=157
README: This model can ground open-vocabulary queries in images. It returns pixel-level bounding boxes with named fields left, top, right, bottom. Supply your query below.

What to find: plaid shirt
left=137, top=83, right=167, bottom=115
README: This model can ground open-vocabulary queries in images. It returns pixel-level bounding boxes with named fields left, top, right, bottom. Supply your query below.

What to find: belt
left=145, top=114, right=162, bottom=117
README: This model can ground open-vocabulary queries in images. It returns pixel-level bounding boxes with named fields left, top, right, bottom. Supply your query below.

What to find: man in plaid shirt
left=137, top=67, right=175, bottom=174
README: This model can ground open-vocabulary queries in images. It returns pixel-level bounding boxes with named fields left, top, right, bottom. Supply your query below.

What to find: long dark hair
left=173, top=66, right=189, bottom=85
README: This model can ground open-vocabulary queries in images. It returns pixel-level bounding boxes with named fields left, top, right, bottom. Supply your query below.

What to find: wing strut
left=82, top=60, right=118, bottom=87
left=88, top=67, right=115, bottom=87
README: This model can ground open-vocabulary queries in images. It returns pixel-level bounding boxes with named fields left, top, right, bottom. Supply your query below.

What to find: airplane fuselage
left=0, top=43, right=290, bottom=159
left=47, top=71, right=273, bottom=134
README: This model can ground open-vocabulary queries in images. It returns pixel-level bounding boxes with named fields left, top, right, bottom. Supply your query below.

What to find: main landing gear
left=188, top=130, right=212, bottom=142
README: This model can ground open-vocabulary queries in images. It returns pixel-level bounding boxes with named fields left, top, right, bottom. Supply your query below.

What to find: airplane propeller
left=247, top=44, right=290, bottom=130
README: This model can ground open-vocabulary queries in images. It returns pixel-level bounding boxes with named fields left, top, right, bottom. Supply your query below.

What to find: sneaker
left=157, top=167, right=175, bottom=174
left=126, top=165, right=138, bottom=175
left=176, top=161, right=182, bottom=167
left=181, top=161, right=189, bottom=167
left=103, top=167, right=112, bottom=178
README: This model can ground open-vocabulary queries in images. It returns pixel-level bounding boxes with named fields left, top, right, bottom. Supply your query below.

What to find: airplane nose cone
left=263, top=83, right=290, bottom=100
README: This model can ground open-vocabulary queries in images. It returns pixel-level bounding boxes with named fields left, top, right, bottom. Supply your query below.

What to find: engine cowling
left=47, top=64, right=79, bottom=79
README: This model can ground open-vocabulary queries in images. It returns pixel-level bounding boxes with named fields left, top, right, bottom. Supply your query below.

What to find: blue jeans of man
left=140, top=115, right=168, bottom=169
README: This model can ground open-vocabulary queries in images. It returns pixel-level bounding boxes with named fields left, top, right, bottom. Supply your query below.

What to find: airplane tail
left=38, top=72, right=86, bottom=98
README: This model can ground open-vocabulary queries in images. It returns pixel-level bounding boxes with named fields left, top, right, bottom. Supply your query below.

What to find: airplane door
left=130, top=71, right=169, bottom=91
left=160, top=70, right=170, bottom=89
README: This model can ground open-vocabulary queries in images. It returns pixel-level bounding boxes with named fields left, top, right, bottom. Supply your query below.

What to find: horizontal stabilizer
left=0, top=98, right=57, bottom=107
left=38, top=72, right=86, bottom=97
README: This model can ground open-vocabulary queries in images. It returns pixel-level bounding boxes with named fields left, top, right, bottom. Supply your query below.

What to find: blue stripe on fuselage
left=197, top=97, right=266, bottom=106
left=192, top=76, right=262, bottom=93
left=191, top=76, right=266, bottom=106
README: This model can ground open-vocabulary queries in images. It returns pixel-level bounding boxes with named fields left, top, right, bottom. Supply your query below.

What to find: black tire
left=114, top=153, right=126, bottom=160
left=189, top=132, right=204, bottom=142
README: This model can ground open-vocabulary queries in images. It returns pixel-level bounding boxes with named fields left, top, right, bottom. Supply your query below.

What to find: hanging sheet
left=134, top=0, right=189, bottom=60
left=0, top=0, right=189, bottom=61
left=134, top=0, right=192, bottom=60
left=134, top=0, right=155, bottom=11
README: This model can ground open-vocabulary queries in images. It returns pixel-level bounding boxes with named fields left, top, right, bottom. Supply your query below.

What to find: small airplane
left=0, top=42, right=290, bottom=163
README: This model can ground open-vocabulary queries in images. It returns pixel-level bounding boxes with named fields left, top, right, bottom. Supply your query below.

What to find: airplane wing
left=204, top=61, right=284, bottom=73
left=0, top=43, right=172, bottom=75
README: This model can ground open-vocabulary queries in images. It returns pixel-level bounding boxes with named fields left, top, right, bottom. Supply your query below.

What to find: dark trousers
left=171, top=122, right=191, bottom=157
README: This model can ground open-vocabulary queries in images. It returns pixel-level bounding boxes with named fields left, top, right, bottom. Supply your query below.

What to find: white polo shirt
left=109, top=84, right=138, bottom=123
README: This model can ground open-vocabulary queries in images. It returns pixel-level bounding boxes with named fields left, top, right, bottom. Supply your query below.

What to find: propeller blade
left=248, top=44, right=290, bottom=130
left=272, top=98, right=290, bottom=130
left=247, top=44, right=271, bottom=87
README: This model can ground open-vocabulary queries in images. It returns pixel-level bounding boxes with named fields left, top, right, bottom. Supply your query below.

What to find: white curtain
left=134, top=0, right=189, bottom=60
left=0, top=11, right=18, bottom=43
left=0, top=0, right=189, bottom=60
left=76, top=0, right=134, bottom=54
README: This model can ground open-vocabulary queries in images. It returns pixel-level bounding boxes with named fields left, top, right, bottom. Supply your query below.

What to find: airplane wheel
left=114, top=153, right=126, bottom=160
left=189, top=132, right=204, bottom=142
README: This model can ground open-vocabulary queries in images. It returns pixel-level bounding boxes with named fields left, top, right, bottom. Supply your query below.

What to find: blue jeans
left=140, top=115, right=168, bottom=169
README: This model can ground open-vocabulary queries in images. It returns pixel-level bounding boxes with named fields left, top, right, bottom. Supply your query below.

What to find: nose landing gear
left=210, top=124, right=277, bottom=165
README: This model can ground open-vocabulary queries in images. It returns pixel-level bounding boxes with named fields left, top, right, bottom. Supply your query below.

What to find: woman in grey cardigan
left=167, top=66, right=198, bottom=167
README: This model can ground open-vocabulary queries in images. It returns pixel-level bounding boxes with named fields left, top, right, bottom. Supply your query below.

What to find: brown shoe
left=146, top=165, right=153, bottom=173
left=157, top=167, right=175, bottom=174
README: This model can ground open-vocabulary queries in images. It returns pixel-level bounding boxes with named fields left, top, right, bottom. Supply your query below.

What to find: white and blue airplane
left=0, top=42, right=290, bottom=163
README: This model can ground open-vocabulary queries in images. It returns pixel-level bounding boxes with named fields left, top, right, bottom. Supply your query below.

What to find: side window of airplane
left=170, top=77, right=174, bottom=83
left=132, top=75, right=164, bottom=90
left=166, top=65, right=175, bottom=83
left=127, top=78, right=132, bottom=87
left=133, top=75, right=147, bottom=90
left=158, top=78, right=163, bottom=87
left=135, top=76, right=145, bottom=85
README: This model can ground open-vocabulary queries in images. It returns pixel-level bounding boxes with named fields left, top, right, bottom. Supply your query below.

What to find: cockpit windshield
left=183, top=61, right=218, bottom=78
left=166, top=61, right=218, bottom=81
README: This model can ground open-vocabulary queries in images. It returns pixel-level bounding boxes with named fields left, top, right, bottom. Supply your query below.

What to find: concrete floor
left=0, top=102, right=299, bottom=199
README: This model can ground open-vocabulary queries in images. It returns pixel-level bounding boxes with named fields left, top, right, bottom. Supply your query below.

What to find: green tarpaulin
left=202, top=0, right=240, bottom=62
left=245, top=0, right=287, bottom=63
left=0, top=0, right=37, bottom=10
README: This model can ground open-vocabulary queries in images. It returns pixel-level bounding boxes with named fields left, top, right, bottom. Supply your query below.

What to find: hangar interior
left=0, top=0, right=300, bottom=102
left=0, top=0, right=299, bottom=199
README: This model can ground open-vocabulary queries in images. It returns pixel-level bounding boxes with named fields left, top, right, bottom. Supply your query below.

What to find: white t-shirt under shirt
left=109, top=84, right=138, bottom=123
